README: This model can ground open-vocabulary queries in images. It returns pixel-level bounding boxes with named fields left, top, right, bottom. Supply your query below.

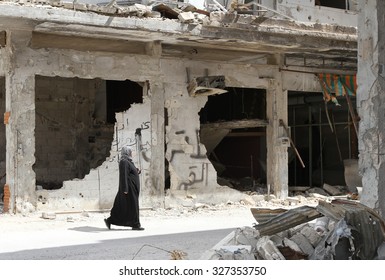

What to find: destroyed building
left=0, top=0, right=382, bottom=218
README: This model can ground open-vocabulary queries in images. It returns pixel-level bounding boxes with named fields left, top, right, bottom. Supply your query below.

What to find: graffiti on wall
left=110, top=121, right=151, bottom=165
left=177, top=163, right=209, bottom=190
left=168, top=129, right=210, bottom=190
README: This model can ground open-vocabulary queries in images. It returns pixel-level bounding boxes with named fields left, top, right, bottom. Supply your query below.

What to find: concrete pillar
left=266, top=76, right=288, bottom=199
left=357, top=0, right=385, bottom=218
left=148, top=81, right=165, bottom=207
left=5, top=30, right=36, bottom=213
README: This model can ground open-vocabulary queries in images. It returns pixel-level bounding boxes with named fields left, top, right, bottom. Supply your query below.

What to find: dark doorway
left=288, top=91, right=358, bottom=187
left=199, top=87, right=267, bottom=191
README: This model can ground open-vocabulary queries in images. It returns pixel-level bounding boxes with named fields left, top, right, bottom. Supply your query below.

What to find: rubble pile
left=0, top=0, right=274, bottom=25
left=201, top=199, right=385, bottom=260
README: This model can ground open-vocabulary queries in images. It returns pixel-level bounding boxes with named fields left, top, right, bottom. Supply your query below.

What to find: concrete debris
left=178, top=11, right=195, bottom=23
left=202, top=199, right=385, bottom=260
left=41, top=212, right=56, bottom=220
left=66, top=216, right=74, bottom=222
left=213, top=246, right=254, bottom=260
left=256, top=236, right=285, bottom=260
left=170, top=250, right=188, bottom=260
left=2, top=0, right=210, bottom=23
left=322, top=183, right=346, bottom=196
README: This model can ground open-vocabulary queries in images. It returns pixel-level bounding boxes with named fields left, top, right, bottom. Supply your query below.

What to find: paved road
left=0, top=227, right=237, bottom=260
left=0, top=206, right=255, bottom=260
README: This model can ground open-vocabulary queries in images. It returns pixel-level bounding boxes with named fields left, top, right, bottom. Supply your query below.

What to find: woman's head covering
left=120, top=146, right=133, bottom=161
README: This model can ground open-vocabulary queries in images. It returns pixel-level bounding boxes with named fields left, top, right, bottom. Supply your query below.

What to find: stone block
left=256, top=236, right=285, bottom=260
left=290, top=232, right=314, bottom=256
left=178, top=11, right=195, bottom=23
left=41, top=212, right=56, bottom=220
left=300, top=225, right=322, bottom=247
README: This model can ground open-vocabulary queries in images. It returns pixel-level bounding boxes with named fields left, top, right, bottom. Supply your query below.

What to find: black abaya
left=107, top=157, right=141, bottom=228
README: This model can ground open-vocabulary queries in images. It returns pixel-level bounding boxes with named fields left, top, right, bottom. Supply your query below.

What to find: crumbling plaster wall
left=2, top=15, right=324, bottom=212
left=277, top=0, right=357, bottom=26
left=34, top=76, right=113, bottom=189
left=357, top=0, right=385, bottom=218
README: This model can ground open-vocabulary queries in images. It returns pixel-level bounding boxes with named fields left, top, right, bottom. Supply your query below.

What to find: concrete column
left=357, top=0, right=385, bottom=218
left=148, top=81, right=165, bottom=207
left=266, top=76, right=289, bottom=200
left=5, top=30, right=36, bottom=213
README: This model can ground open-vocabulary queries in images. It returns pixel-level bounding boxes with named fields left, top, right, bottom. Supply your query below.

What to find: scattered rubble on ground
left=201, top=199, right=385, bottom=260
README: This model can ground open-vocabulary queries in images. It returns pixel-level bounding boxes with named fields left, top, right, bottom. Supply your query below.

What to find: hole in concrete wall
left=0, top=77, right=5, bottom=205
left=200, top=87, right=267, bottom=192
left=316, top=0, right=347, bottom=9
left=288, top=91, right=358, bottom=188
left=106, top=80, right=143, bottom=123
left=34, top=76, right=142, bottom=190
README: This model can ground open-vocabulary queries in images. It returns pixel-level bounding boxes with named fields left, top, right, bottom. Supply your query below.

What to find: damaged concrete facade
left=0, top=0, right=360, bottom=213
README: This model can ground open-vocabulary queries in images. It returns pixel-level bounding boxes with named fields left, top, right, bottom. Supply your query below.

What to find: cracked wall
left=357, top=0, right=385, bottom=218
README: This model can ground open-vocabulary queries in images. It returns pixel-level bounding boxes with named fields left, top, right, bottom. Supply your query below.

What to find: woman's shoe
left=104, top=218, right=111, bottom=230
left=132, top=226, right=144, bottom=231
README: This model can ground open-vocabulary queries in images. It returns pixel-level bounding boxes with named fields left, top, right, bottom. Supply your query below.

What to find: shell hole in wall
left=33, top=76, right=142, bottom=190
left=199, top=87, right=267, bottom=193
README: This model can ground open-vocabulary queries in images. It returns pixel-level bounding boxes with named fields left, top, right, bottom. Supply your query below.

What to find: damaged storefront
left=0, top=0, right=359, bottom=214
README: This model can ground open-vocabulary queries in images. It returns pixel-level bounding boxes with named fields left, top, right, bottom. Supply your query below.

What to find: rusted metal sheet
left=315, top=199, right=385, bottom=259
left=250, top=208, right=288, bottom=224
left=252, top=206, right=323, bottom=236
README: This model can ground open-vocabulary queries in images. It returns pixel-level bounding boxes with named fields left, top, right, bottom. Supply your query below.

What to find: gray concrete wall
left=0, top=77, right=5, bottom=194
left=357, top=0, right=385, bottom=218
left=1, top=14, right=328, bottom=212
left=34, top=76, right=113, bottom=189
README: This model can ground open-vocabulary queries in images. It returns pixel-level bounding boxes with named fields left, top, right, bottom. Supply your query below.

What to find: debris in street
left=201, top=199, right=385, bottom=260
left=41, top=212, right=56, bottom=220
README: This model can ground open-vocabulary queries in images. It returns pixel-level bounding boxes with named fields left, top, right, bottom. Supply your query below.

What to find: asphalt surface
left=0, top=205, right=255, bottom=260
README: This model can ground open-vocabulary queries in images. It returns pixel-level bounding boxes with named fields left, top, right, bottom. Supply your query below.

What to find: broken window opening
left=199, top=87, right=267, bottom=193
left=106, top=79, right=143, bottom=124
left=288, top=91, right=358, bottom=190
left=316, top=0, right=350, bottom=10
left=34, top=76, right=144, bottom=190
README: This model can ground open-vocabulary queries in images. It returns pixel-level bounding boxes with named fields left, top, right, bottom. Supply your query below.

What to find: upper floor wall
left=205, top=0, right=358, bottom=27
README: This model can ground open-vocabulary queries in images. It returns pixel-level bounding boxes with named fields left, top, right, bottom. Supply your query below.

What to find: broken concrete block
left=308, top=187, right=330, bottom=196
left=73, top=3, right=87, bottom=11
left=41, top=212, right=56, bottom=220
left=240, top=196, right=255, bottom=206
left=323, top=183, right=345, bottom=196
left=256, top=236, right=285, bottom=260
left=178, top=11, right=195, bottom=23
left=290, top=232, right=314, bottom=256
left=283, top=237, right=303, bottom=254
left=235, top=227, right=259, bottom=248
left=270, top=235, right=284, bottom=246
left=314, top=217, right=330, bottom=234
left=300, top=225, right=322, bottom=247
left=213, top=246, right=255, bottom=260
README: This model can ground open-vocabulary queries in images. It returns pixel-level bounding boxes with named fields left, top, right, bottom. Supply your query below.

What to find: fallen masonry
left=201, top=199, right=385, bottom=260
